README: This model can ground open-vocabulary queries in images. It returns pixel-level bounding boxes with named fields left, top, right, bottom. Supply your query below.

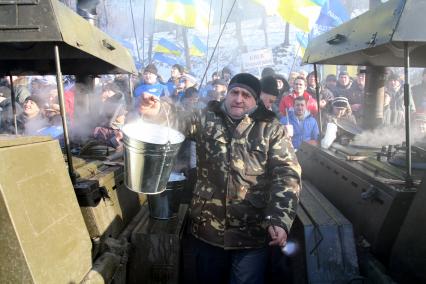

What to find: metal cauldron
left=147, top=172, right=186, bottom=219
left=122, top=121, right=185, bottom=194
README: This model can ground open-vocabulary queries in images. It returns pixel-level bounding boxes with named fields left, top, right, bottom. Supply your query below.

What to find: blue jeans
left=190, top=235, right=268, bottom=284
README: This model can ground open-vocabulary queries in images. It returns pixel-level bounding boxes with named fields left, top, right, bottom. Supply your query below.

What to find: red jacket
left=279, top=91, right=318, bottom=116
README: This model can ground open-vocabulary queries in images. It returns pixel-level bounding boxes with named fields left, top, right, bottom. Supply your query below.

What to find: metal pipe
left=8, top=75, right=18, bottom=134
left=54, top=45, right=76, bottom=184
left=313, top=64, right=322, bottom=138
left=403, top=42, right=412, bottom=184
left=127, top=73, right=134, bottom=107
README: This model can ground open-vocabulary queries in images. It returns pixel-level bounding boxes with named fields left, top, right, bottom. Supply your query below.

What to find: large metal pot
left=122, top=121, right=185, bottom=194
left=147, top=172, right=187, bottom=219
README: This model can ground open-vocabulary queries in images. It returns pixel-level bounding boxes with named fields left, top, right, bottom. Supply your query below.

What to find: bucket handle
left=140, top=97, right=172, bottom=145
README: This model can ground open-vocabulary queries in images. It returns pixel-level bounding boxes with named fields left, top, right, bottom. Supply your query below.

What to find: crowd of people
left=1, top=63, right=426, bottom=283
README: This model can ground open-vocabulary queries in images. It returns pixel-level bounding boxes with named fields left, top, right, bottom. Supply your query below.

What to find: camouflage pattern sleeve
left=265, top=122, right=302, bottom=233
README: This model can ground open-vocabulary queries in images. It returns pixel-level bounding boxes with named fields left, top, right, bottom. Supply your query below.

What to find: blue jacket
left=134, top=82, right=169, bottom=98
left=280, top=111, right=319, bottom=149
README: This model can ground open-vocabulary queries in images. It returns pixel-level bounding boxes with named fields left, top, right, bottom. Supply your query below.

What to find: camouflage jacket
left=147, top=100, right=301, bottom=249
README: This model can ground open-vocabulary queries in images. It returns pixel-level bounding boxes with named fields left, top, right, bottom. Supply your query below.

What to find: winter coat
left=142, top=100, right=301, bottom=249
left=334, top=80, right=354, bottom=98
left=280, top=111, right=319, bottom=149
left=278, top=91, right=318, bottom=117
left=384, top=87, right=416, bottom=126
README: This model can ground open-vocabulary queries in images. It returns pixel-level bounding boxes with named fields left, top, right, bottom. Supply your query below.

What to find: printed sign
left=241, top=48, right=274, bottom=70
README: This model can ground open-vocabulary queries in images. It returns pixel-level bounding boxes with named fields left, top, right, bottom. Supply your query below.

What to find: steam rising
left=353, top=126, right=425, bottom=147
left=122, top=120, right=185, bottom=144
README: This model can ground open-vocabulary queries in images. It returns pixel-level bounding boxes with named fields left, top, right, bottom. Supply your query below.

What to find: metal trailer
left=301, top=0, right=426, bottom=282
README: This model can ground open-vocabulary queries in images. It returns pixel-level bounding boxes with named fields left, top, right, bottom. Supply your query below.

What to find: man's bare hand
left=138, top=92, right=161, bottom=117
left=268, top=225, right=287, bottom=247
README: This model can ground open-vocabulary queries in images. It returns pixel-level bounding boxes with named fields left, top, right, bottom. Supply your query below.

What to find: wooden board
left=128, top=204, right=188, bottom=284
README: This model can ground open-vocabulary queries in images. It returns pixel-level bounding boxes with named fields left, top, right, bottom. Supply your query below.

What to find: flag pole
left=200, top=0, right=237, bottom=87
left=129, top=0, right=141, bottom=64
left=205, top=0, right=213, bottom=68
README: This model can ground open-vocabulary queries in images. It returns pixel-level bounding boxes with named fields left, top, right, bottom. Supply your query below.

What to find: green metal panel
left=0, top=0, right=136, bottom=75
left=0, top=138, right=93, bottom=283
left=303, top=0, right=426, bottom=67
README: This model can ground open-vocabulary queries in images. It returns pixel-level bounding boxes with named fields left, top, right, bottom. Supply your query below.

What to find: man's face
left=224, top=87, right=257, bottom=119
left=213, top=83, right=227, bottom=94
left=294, top=100, right=306, bottom=117
left=101, top=90, right=116, bottom=102
left=293, top=79, right=306, bottom=95
left=23, top=99, right=40, bottom=117
left=357, top=73, right=366, bottom=88
left=390, top=79, right=401, bottom=91
left=143, top=71, right=157, bottom=84
left=171, top=67, right=181, bottom=79
left=307, top=75, right=316, bottom=87
left=289, top=72, right=298, bottom=89
left=339, top=74, right=350, bottom=86
left=260, top=92, right=276, bottom=110
left=212, top=74, right=220, bottom=81
left=333, top=106, right=346, bottom=117
left=326, top=79, right=337, bottom=89
left=223, top=72, right=231, bottom=81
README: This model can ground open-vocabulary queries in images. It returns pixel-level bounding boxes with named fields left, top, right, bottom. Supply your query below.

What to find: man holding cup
left=280, top=96, right=319, bottom=150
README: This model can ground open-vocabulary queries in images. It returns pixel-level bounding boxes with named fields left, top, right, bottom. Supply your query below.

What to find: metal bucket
left=122, top=121, right=185, bottom=194
left=147, top=173, right=186, bottom=219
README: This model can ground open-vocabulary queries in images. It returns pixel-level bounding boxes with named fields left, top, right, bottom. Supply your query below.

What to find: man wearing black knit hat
left=260, top=75, right=279, bottom=111
left=138, top=73, right=301, bottom=284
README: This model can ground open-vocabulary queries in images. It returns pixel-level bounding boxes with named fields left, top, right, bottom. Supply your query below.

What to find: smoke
left=353, top=125, right=425, bottom=147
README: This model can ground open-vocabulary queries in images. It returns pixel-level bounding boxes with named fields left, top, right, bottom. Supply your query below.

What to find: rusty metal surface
left=0, top=0, right=136, bottom=75
left=303, top=0, right=426, bottom=67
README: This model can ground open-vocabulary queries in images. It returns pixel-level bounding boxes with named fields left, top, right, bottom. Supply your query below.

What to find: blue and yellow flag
left=190, top=35, right=207, bottom=57
left=155, top=0, right=210, bottom=33
left=153, top=52, right=183, bottom=66
left=154, top=38, right=183, bottom=56
left=277, top=0, right=326, bottom=32
left=296, top=32, right=308, bottom=58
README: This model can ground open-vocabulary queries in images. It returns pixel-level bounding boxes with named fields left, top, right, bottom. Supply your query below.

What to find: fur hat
left=228, top=73, right=261, bottom=100
left=143, top=64, right=158, bottom=75
left=260, top=76, right=279, bottom=97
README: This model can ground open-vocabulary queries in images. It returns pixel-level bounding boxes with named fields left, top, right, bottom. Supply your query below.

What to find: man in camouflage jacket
left=138, top=73, right=301, bottom=284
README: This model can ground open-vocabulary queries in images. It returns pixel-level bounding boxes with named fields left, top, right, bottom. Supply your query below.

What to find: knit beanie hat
left=228, top=73, right=261, bottom=100
left=332, top=97, right=350, bottom=108
left=261, top=67, right=275, bottom=78
left=260, top=75, right=279, bottom=97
